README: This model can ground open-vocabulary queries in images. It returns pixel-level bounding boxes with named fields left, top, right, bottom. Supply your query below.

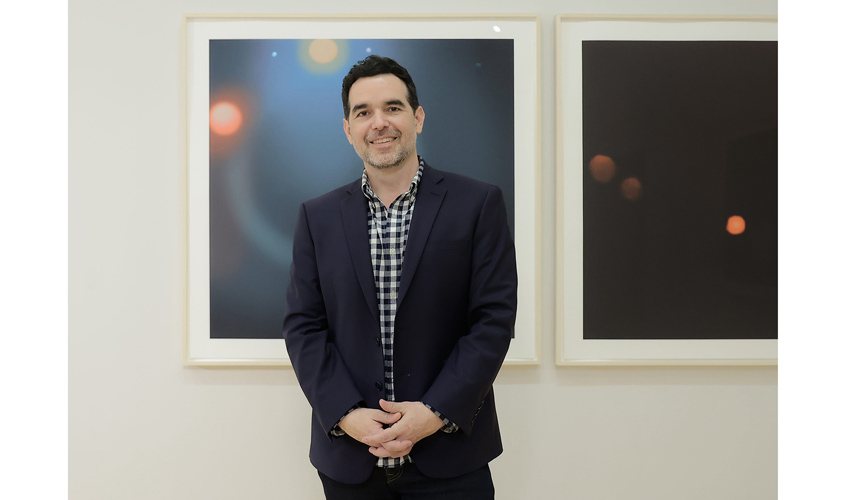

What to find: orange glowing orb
left=620, top=177, right=642, bottom=201
left=589, top=154, right=616, bottom=183
left=210, top=102, right=243, bottom=135
left=308, top=39, right=339, bottom=64
left=726, top=215, right=746, bottom=235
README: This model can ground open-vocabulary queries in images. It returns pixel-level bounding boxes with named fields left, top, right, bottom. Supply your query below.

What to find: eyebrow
left=350, top=99, right=408, bottom=116
left=384, top=99, right=407, bottom=108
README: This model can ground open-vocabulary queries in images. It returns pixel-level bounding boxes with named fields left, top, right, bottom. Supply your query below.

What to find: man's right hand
left=338, top=407, right=402, bottom=446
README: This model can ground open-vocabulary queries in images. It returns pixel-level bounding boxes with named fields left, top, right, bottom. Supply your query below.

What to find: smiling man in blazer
left=283, top=55, right=518, bottom=499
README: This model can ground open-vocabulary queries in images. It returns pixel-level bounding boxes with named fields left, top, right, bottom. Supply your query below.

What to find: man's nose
left=371, top=111, right=389, bottom=130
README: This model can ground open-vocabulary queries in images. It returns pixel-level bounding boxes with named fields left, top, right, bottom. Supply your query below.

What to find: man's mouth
left=370, top=137, right=396, bottom=145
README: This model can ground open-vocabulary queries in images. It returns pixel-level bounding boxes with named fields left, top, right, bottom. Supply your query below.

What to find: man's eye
left=356, top=111, right=368, bottom=117
left=388, top=107, right=400, bottom=112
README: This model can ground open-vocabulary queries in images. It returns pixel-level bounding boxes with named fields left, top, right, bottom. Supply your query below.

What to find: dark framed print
left=555, top=15, right=778, bottom=365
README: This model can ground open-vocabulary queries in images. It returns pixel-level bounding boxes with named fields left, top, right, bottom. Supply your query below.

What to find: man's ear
left=415, top=106, right=425, bottom=134
left=342, top=118, right=353, bottom=145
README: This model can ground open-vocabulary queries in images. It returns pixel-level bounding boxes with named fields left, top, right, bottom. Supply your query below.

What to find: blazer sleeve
left=283, top=203, right=365, bottom=437
left=421, top=184, right=518, bottom=434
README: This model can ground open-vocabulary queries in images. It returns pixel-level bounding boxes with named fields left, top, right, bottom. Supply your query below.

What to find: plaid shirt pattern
left=361, top=158, right=456, bottom=468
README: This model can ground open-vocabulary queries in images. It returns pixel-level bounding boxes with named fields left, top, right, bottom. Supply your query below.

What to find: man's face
left=343, top=74, right=424, bottom=171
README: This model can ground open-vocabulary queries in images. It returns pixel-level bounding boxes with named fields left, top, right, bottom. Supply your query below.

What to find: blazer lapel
left=398, top=165, right=446, bottom=307
left=340, top=183, right=380, bottom=322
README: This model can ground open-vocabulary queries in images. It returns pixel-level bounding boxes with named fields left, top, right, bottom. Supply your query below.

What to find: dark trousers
left=318, top=463, right=495, bottom=500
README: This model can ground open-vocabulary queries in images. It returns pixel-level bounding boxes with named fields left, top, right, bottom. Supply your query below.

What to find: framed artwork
left=184, top=14, right=541, bottom=366
left=555, top=15, right=778, bottom=365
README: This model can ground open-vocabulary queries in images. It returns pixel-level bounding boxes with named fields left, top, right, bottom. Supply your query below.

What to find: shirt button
left=389, top=248, right=396, bottom=255
left=375, top=382, right=383, bottom=391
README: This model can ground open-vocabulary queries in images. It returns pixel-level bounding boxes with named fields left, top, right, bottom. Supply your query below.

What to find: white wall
left=70, top=1, right=778, bottom=498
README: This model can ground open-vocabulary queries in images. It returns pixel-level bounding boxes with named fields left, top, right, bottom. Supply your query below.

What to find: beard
left=356, top=129, right=417, bottom=170
left=363, top=148, right=410, bottom=170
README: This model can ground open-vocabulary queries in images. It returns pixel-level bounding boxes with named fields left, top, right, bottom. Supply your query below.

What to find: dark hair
left=341, top=55, right=419, bottom=118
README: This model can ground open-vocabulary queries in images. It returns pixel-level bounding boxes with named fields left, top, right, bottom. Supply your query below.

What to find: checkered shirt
left=361, top=158, right=456, bottom=467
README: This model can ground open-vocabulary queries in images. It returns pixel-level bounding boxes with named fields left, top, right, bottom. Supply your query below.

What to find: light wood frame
left=183, top=14, right=542, bottom=366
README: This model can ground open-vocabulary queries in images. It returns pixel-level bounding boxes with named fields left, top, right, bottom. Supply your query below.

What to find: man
left=283, top=55, right=517, bottom=499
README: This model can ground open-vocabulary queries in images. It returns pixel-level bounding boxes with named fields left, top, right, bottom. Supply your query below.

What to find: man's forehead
left=349, top=74, right=408, bottom=104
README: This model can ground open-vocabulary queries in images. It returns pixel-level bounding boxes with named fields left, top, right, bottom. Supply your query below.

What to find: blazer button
left=375, top=382, right=383, bottom=391
left=375, top=337, right=382, bottom=347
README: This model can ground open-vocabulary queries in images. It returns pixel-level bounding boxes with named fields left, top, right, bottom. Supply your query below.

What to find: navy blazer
left=283, top=162, right=518, bottom=484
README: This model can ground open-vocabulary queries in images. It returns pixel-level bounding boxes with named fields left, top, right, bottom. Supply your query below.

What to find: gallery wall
left=70, top=0, right=778, bottom=499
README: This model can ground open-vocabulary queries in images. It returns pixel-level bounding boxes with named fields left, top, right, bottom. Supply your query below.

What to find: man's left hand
left=362, top=399, right=445, bottom=458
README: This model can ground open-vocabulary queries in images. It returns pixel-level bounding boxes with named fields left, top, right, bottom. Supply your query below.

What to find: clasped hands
left=338, top=399, right=445, bottom=458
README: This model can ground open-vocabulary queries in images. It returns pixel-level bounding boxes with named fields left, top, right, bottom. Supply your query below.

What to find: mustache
left=365, top=129, right=400, bottom=141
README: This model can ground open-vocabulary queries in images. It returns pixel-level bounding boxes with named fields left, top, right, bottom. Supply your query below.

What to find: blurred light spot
left=726, top=215, right=746, bottom=235
left=309, top=39, right=339, bottom=64
left=588, top=154, right=617, bottom=183
left=209, top=88, right=253, bottom=159
left=210, top=102, right=242, bottom=136
left=476, top=62, right=482, bottom=68
left=620, top=177, right=642, bottom=201
left=493, top=25, right=501, bottom=32
left=298, top=39, right=349, bottom=74
left=366, top=47, right=372, bottom=53
left=271, top=51, right=277, bottom=57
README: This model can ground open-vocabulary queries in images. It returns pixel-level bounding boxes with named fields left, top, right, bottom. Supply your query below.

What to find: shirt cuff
left=423, top=403, right=459, bottom=433
left=330, top=404, right=361, bottom=437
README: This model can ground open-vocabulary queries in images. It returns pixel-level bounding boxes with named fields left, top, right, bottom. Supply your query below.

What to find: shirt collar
left=361, top=156, right=425, bottom=201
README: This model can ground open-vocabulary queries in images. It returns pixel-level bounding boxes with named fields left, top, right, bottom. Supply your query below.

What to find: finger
left=369, top=446, right=408, bottom=459
left=369, top=446, right=392, bottom=458
left=380, top=439, right=413, bottom=453
left=379, top=399, right=400, bottom=413
left=377, top=411, right=402, bottom=425
left=362, top=428, right=398, bottom=446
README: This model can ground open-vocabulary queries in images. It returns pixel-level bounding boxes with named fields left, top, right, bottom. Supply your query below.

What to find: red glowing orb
left=589, top=154, right=617, bottom=183
left=620, top=177, right=642, bottom=201
left=210, top=102, right=243, bottom=136
left=726, top=215, right=746, bottom=235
